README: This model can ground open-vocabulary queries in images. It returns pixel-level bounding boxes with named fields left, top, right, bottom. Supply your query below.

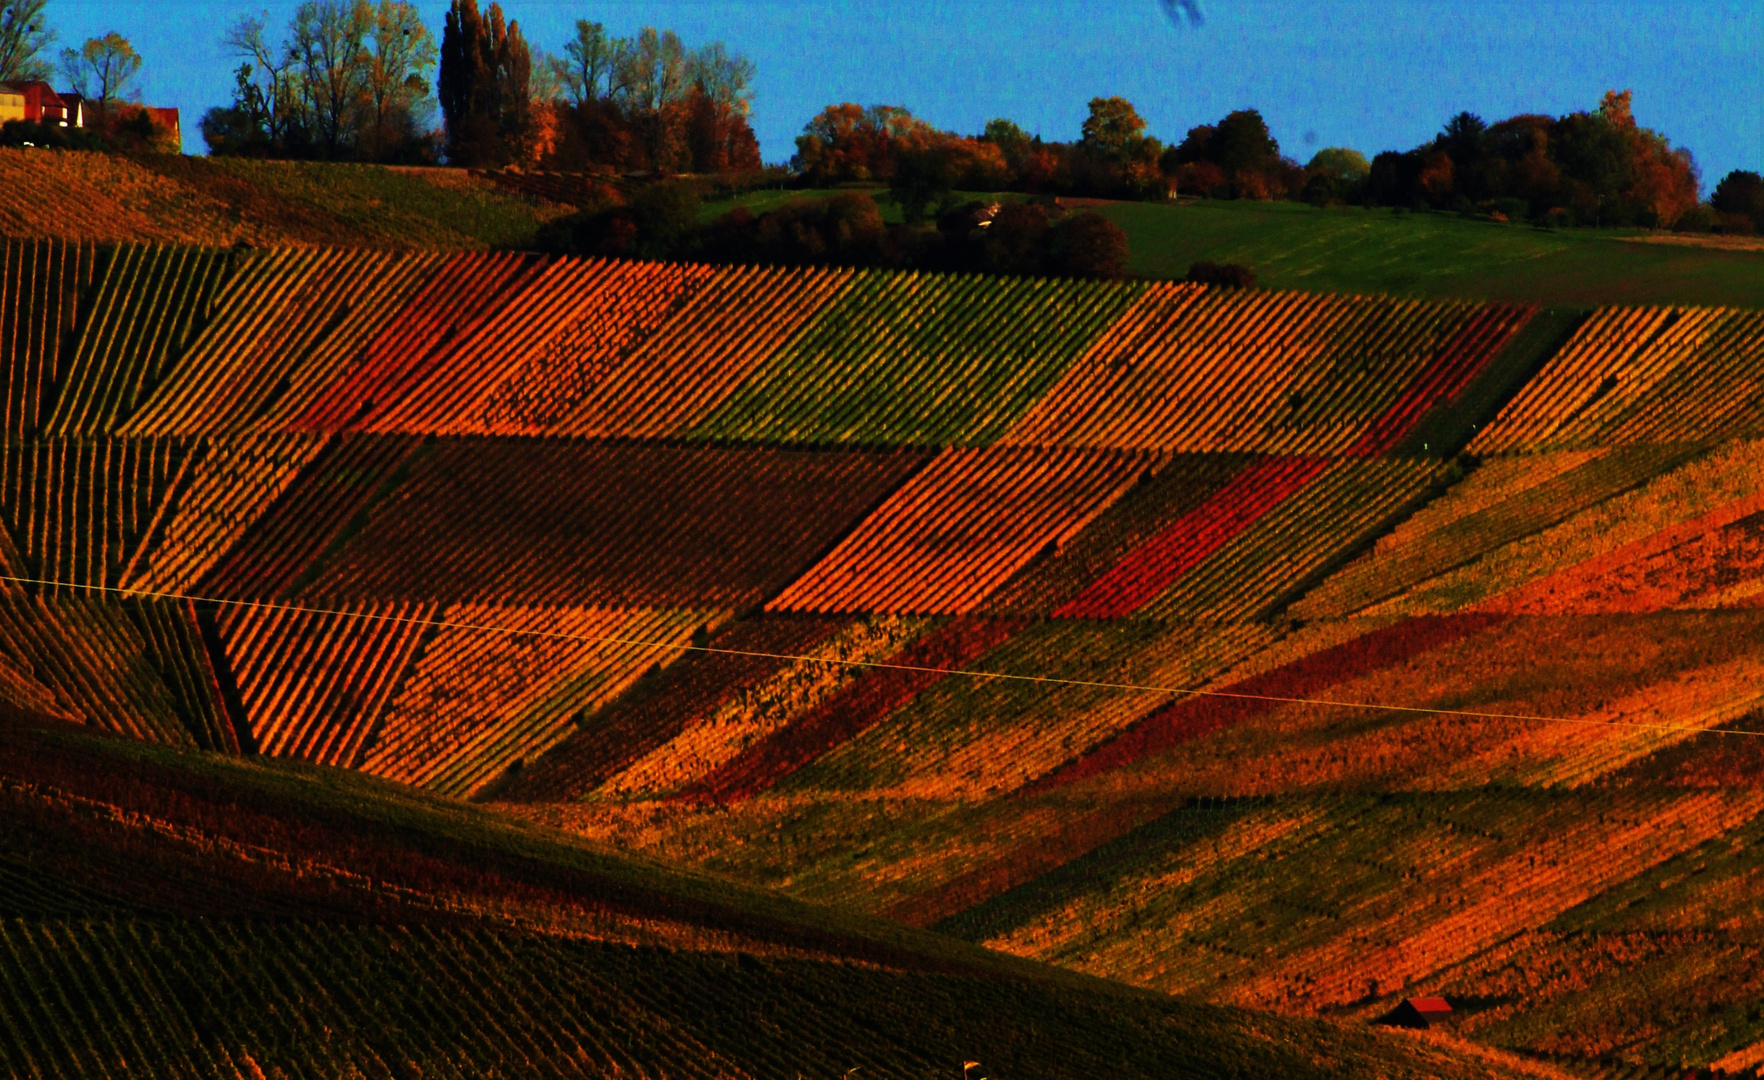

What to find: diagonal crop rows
left=359, top=604, right=713, bottom=797
left=0, top=240, right=98, bottom=441
left=1134, top=458, right=1447, bottom=621
left=771, top=447, right=1150, bottom=615
left=0, top=438, right=187, bottom=593
left=1001, top=285, right=1489, bottom=453
left=289, top=250, right=542, bottom=432
left=555, top=263, right=852, bottom=439
left=465, top=259, right=718, bottom=434
left=200, top=433, right=422, bottom=600
left=1055, top=455, right=1328, bottom=619
left=1469, top=305, right=1764, bottom=453
left=119, top=247, right=449, bottom=436
left=218, top=597, right=435, bottom=766
left=40, top=246, right=232, bottom=437
left=121, top=433, right=328, bottom=595
left=692, top=269, right=1147, bottom=447
left=305, top=440, right=930, bottom=608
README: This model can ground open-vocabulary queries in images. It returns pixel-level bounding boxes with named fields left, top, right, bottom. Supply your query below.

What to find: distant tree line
left=9, top=0, right=1758, bottom=241
left=1357, top=92, right=1702, bottom=229
left=784, top=89, right=1748, bottom=234
left=198, top=0, right=759, bottom=174
left=201, top=1, right=440, bottom=162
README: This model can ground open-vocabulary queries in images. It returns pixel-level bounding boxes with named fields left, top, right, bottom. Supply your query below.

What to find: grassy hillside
left=1090, top=198, right=1764, bottom=308
left=5, top=237, right=1764, bottom=1073
left=699, top=188, right=1764, bottom=308
left=0, top=709, right=1555, bottom=1080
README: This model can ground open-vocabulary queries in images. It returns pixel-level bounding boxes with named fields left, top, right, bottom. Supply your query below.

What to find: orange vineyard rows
left=771, top=447, right=1150, bottom=615
left=42, top=245, right=230, bottom=437
left=1471, top=304, right=1764, bottom=452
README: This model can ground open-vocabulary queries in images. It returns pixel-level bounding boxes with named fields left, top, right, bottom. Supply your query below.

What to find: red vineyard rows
left=553, top=263, right=852, bottom=439
left=1345, top=302, right=1535, bottom=456
left=1132, top=458, right=1445, bottom=622
left=1026, top=612, right=1510, bottom=794
left=0, top=242, right=1585, bottom=453
left=362, top=258, right=716, bottom=435
left=120, top=247, right=448, bottom=436
left=979, top=454, right=1255, bottom=615
left=1054, top=455, right=1328, bottom=619
left=290, top=250, right=538, bottom=432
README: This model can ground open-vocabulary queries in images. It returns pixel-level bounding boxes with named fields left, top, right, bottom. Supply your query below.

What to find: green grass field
left=1095, top=199, right=1764, bottom=307
left=702, top=189, right=1764, bottom=307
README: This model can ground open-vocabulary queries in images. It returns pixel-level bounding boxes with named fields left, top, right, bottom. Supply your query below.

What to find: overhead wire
left=5, top=573, right=1763, bottom=740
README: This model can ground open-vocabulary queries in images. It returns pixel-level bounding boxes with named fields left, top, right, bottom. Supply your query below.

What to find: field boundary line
left=5, top=574, right=1764, bottom=740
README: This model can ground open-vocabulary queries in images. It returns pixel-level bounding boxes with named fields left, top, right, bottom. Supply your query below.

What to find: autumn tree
left=682, top=42, right=758, bottom=172
left=359, top=1, right=437, bottom=160
left=1080, top=96, right=1149, bottom=166
left=1364, top=90, right=1700, bottom=226
left=0, top=0, right=54, bottom=81
left=981, top=118, right=1031, bottom=170
left=59, top=32, right=141, bottom=113
left=218, top=15, right=305, bottom=152
left=552, top=19, right=626, bottom=106
left=794, top=103, right=934, bottom=184
left=207, top=2, right=436, bottom=161
left=618, top=27, right=688, bottom=170
left=288, top=1, right=372, bottom=157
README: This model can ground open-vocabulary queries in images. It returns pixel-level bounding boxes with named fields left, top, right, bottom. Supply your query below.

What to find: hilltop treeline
left=536, top=185, right=1133, bottom=279
left=789, top=90, right=1722, bottom=232
left=6, top=0, right=1748, bottom=233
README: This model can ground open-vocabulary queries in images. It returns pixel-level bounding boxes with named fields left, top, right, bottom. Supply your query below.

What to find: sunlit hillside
left=4, top=233, right=1764, bottom=1075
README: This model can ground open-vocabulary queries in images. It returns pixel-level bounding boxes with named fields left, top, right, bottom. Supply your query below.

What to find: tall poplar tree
left=439, top=0, right=530, bottom=166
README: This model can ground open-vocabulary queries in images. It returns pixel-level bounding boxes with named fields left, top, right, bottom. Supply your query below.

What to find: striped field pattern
left=5, top=239, right=1764, bottom=1072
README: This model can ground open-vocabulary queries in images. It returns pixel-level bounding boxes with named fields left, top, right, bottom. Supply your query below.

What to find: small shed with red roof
left=1379, top=997, right=1453, bottom=1029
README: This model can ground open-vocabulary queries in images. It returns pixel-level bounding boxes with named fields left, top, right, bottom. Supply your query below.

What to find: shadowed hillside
left=0, top=708, right=1562, bottom=1080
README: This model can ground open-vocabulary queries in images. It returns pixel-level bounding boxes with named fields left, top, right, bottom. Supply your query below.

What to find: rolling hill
left=3, top=215, right=1764, bottom=1077
left=1, top=706, right=1564, bottom=1079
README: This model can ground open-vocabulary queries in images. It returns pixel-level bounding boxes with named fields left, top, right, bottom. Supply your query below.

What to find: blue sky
left=45, top=0, right=1763, bottom=187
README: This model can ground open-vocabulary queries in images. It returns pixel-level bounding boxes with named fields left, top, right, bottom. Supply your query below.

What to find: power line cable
left=5, top=573, right=1762, bottom=739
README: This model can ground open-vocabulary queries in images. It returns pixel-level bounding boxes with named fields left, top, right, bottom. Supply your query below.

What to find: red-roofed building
left=142, top=106, right=181, bottom=147
left=0, top=81, right=82, bottom=128
left=1379, top=997, right=1453, bottom=1030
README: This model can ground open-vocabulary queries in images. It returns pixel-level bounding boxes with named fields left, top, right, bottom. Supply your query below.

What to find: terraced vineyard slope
left=4, top=238, right=1764, bottom=1075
